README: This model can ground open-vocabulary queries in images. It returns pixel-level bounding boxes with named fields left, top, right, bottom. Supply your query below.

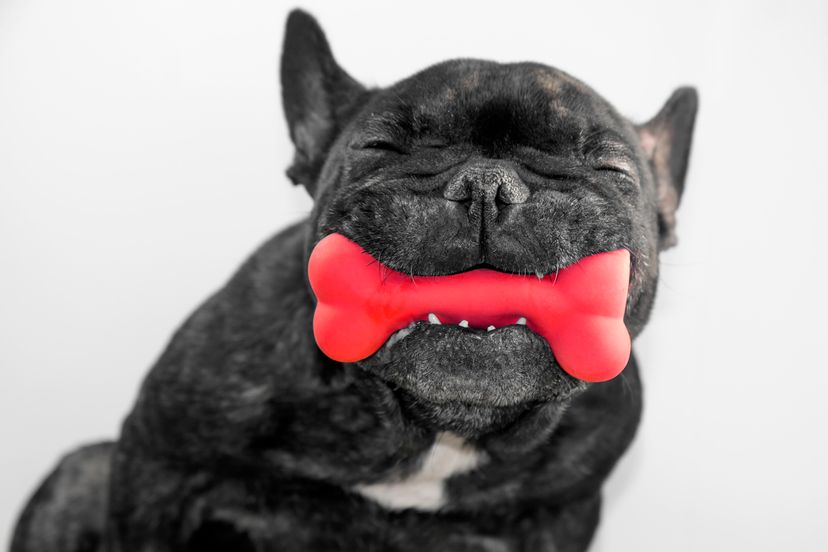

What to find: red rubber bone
left=308, top=233, right=632, bottom=382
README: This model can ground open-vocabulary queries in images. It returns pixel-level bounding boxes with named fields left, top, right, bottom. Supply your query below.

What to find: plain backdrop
left=2, top=1, right=827, bottom=550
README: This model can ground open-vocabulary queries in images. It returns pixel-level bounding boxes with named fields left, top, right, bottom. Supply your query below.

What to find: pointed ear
left=637, top=87, right=698, bottom=249
left=280, top=10, right=366, bottom=196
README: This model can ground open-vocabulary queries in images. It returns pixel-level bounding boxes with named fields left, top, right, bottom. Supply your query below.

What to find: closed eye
left=595, top=164, right=630, bottom=175
left=512, top=146, right=583, bottom=182
left=417, top=139, right=449, bottom=149
left=405, top=158, right=467, bottom=178
left=593, top=162, right=637, bottom=183
left=360, top=140, right=407, bottom=155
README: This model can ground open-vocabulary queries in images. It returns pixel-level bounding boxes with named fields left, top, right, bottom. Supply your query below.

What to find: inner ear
left=637, top=87, right=698, bottom=249
left=280, top=10, right=367, bottom=196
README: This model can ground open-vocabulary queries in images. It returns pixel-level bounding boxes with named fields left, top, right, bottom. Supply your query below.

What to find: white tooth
left=459, top=320, right=469, bottom=328
left=516, top=317, right=527, bottom=325
left=487, top=325, right=495, bottom=332
left=535, top=271, right=544, bottom=279
left=428, top=313, right=441, bottom=325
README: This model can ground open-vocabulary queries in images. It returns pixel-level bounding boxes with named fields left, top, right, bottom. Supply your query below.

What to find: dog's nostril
left=443, top=178, right=471, bottom=202
left=497, top=179, right=530, bottom=205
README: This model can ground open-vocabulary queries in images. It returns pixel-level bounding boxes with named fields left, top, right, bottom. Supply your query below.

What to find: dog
left=11, top=9, right=697, bottom=552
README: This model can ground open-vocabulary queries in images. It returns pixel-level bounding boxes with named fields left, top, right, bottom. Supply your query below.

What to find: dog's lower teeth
left=426, top=316, right=525, bottom=329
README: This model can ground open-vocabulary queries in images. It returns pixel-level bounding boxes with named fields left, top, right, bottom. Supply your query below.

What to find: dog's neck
left=353, top=432, right=484, bottom=511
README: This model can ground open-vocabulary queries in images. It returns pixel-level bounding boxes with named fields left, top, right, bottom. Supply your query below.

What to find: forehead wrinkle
left=408, top=67, right=490, bottom=135
left=533, top=74, right=635, bottom=158
left=361, top=61, right=632, bottom=155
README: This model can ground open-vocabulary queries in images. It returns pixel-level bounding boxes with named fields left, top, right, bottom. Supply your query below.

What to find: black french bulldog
left=12, top=10, right=697, bottom=552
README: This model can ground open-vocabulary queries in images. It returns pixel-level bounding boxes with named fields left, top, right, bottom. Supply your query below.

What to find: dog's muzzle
left=308, top=233, right=631, bottom=382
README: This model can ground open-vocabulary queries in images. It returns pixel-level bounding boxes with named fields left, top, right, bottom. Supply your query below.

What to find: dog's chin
left=358, top=322, right=587, bottom=437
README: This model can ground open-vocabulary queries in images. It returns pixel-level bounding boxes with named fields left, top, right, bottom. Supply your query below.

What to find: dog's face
left=281, top=11, right=696, bottom=436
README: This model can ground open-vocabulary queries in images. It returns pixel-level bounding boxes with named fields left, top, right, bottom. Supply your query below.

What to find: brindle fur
left=12, top=9, right=697, bottom=552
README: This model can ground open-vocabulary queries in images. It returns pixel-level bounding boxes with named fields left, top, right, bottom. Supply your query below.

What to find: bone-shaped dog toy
left=308, top=233, right=632, bottom=382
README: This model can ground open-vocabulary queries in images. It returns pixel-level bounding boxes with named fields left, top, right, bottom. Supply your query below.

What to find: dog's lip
left=381, top=318, right=530, bottom=351
left=363, top=321, right=585, bottom=408
left=425, top=262, right=554, bottom=279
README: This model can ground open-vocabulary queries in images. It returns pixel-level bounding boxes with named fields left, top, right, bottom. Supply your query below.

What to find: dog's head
left=280, top=11, right=696, bottom=436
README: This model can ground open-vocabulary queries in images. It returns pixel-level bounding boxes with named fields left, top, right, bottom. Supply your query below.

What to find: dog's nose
left=443, top=162, right=530, bottom=222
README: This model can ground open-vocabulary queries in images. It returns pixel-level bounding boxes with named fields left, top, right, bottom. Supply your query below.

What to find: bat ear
left=280, top=10, right=367, bottom=196
left=637, top=87, right=699, bottom=249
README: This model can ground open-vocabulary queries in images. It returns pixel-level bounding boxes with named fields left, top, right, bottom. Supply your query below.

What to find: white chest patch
left=353, top=432, right=483, bottom=511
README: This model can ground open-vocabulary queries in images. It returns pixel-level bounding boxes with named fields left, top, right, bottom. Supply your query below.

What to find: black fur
left=12, top=9, right=697, bottom=552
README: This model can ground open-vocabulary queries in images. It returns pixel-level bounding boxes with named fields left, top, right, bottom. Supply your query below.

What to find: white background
left=2, top=1, right=827, bottom=550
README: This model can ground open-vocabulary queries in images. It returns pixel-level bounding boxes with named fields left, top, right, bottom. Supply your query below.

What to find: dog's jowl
left=12, top=9, right=697, bottom=552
